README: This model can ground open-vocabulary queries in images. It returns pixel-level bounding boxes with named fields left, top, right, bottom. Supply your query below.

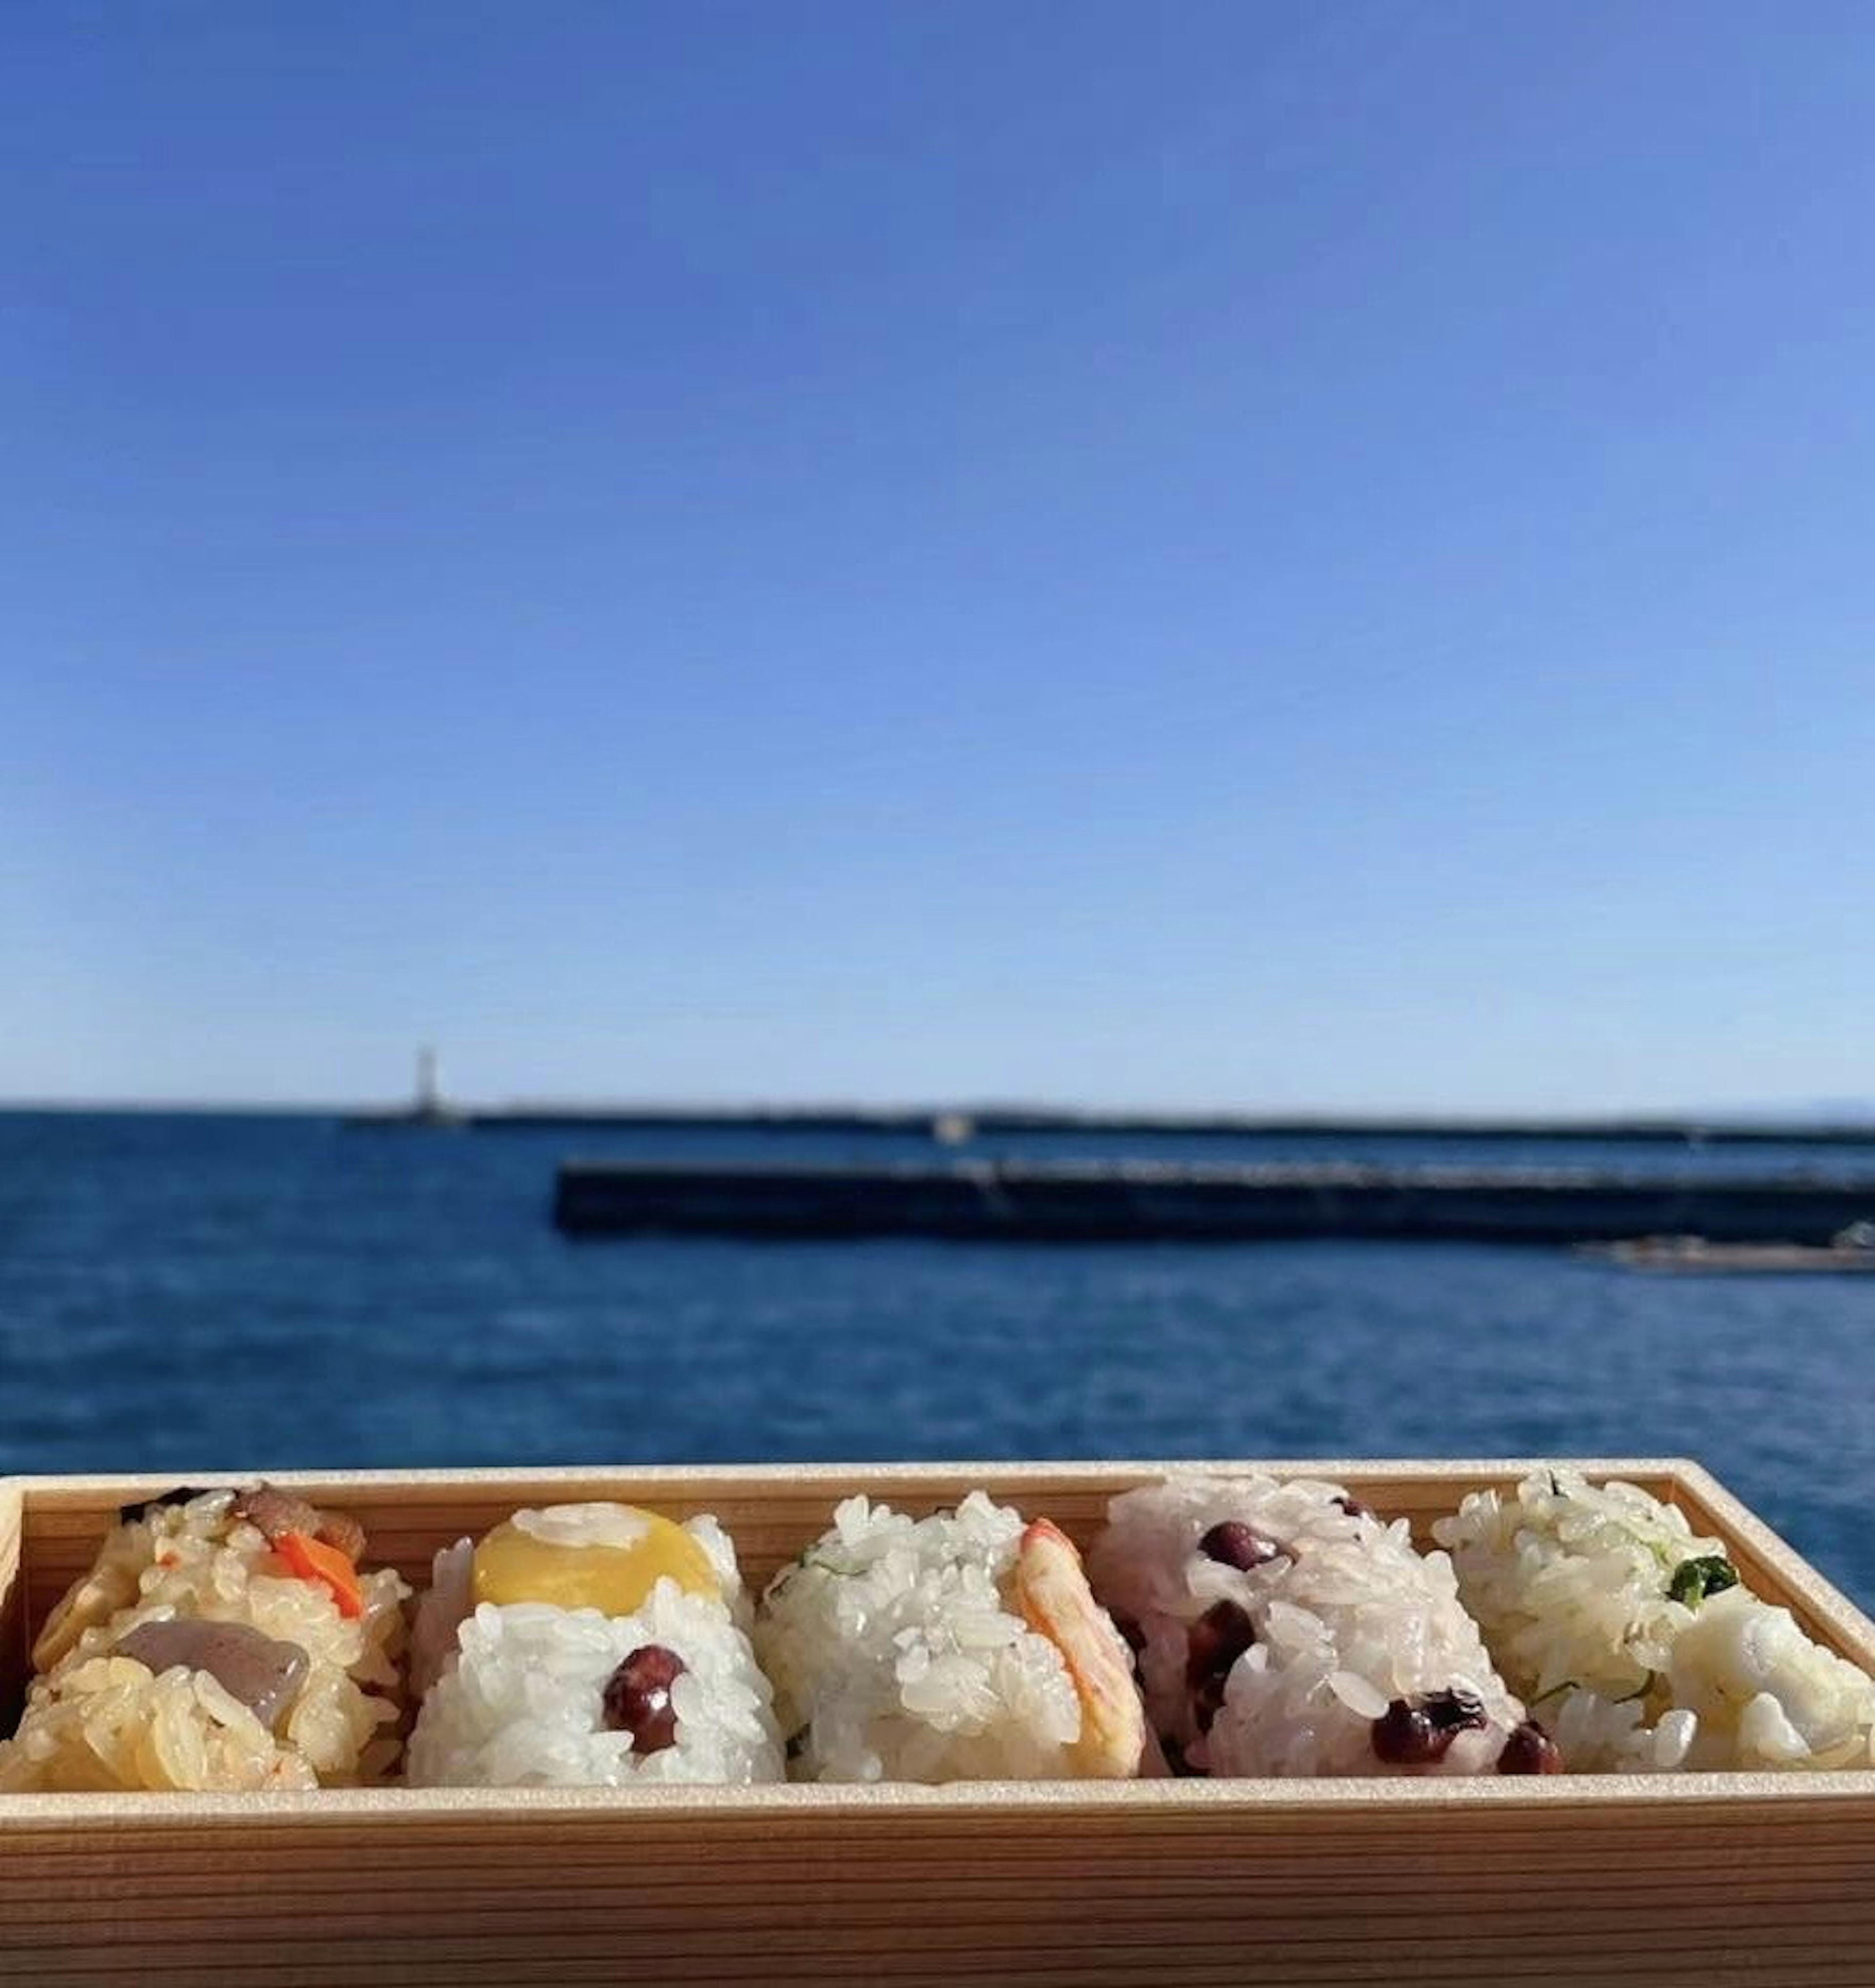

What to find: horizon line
left=4, top=1095, right=1875, bottom=1133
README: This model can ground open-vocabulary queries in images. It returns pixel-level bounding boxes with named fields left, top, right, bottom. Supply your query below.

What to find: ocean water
left=2, top=1111, right=1873, bottom=1605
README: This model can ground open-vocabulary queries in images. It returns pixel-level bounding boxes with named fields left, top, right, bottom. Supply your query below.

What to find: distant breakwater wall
left=553, top=1160, right=1875, bottom=1245
left=348, top=1106, right=1875, bottom=1146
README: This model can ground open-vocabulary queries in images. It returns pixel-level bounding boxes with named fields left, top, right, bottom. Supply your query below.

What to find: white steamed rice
left=753, top=1492, right=1093, bottom=1782
left=405, top=1515, right=783, bottom=1788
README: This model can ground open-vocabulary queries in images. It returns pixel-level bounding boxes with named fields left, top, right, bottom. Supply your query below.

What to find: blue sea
left=3, top=1111, right=1873, bottom=1605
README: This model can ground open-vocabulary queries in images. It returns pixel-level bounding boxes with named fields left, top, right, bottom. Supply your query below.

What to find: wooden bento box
left=5, top=1459, right=1875, bottom=1988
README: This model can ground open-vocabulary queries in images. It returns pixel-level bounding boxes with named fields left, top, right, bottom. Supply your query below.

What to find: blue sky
left=4, top=3, right=1872, bottom=1112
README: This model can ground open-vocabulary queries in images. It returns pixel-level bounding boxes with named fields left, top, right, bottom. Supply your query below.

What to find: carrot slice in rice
left=276, top=1531, right=363, bottom=1619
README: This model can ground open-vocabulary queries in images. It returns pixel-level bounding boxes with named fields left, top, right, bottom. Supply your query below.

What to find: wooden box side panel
left=0, top=1481, right=21, bottom=1738
left=5, top=1794, right=1875, bottom=1985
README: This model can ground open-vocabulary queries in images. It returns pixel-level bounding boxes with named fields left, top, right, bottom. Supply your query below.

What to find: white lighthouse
left=409, top=1046, right=461, bottom=1125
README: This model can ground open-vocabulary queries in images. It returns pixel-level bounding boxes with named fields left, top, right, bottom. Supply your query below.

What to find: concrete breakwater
left=553, top=1159, right=1875, bottom=1245
left=358, top=1105, right=1875, bottom=1145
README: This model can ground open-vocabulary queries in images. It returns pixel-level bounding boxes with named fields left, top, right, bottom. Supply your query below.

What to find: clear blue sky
left=5, top=3, right=1872, bottom=1113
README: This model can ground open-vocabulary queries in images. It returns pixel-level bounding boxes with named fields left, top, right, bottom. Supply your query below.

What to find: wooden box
left=4, top=1459, right=1875, bottom=1987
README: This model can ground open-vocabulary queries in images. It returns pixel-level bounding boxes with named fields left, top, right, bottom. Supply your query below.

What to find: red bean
left=1198, top=1521, right=1283, bottom=1572
left=602, top=1645, right=687, bottom=1755
left=1333, top=1494, right=1376, bottom=1523
left=1370, top=1688, right=1487, bottom=1765
left=1497, top=1719, right=1563, bottom=1774
left=1185, top=1600, right=1255, bottom=1688
left=1193, top=1674, right=1230, bottom=1734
